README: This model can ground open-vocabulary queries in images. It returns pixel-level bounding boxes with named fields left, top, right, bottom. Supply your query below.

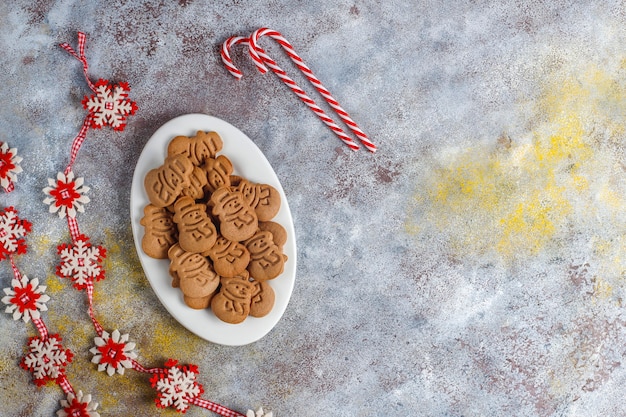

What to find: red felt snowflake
left=150, top=359, right=204, bottom=413
left=21, top=334, right=73, bottom=386
left=43, top=171, right=90, bottom=219
left=56, top=235, right=106, bottom=290
left=82, top=79, right=138, bottom=131
left=0, top=142, right=23, bottom=192
left=89, top=329, right=137, bottom=376
left=2, top=275, right=50, bottom=323
left=0, top=206, right=32, bottom=260
left=57, top=390, right=100, bottom=417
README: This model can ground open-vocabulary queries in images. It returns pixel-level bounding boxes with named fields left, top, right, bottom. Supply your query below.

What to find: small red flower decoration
left=0, top=206, right=32, bottom=260
left=43, top=171, right=90, bottom=219
left=2, top=275, right=50, bottom=323
left=150, top=359, right=204, bottom=413
left=56, top=235, right=106, bottom=290
left=57, top=390, right=100, bottom=417
left=82, top=79, right=138, bottom=131
left=89, top=329, right=137, bottom=376
left=0, top=142, right=23, bottom=192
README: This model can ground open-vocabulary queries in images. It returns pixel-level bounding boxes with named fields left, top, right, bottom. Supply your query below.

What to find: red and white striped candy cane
left=249, top=28, right=376, bottom=153
left=222, top=29, right=375, bottom=152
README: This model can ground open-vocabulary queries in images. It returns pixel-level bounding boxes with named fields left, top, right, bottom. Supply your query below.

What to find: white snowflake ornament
left=56, top=235, right=106, bottom=290
left=2, top=274, right=50, bottom=323
left=150, top=360, right=204, bottom=413
left=57, top=390, right=100, bottom=417
left=90, top=329, right=137, bottom=376
left=43, top=171, right=90, bottom=218
left=21, top=334, right=73, bottom=386
left=0, top=206, right=31, bottom=260
left=82, top=79, right=137, bottom=131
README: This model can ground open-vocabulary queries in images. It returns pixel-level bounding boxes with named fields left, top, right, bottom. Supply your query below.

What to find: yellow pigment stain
left=408, top=63, right=626, bottom=262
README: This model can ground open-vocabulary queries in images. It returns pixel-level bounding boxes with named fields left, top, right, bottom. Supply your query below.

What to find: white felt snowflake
left=21, top=334, right=73, bottom=386
left=56, top=235, right=106, bottom=290
left=0, top=142, right=23, bottom=192
left=57, top=390, right=100, bottom=417
left=247, top=407, right=274, bottom=417
left=0, top=206, right=31, bottom=260
left=43, top=171, right=90, bottom=218
left=89, top=329, right=137, bottom=376
left=150, top=360, right=204, bottom=413
left=2, top=275, right=50, bottom=323
left=82, top=79, right=137, bottom=131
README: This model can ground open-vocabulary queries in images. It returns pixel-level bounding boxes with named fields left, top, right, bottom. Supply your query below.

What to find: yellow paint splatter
left=408, top=62, right=626, bottom=263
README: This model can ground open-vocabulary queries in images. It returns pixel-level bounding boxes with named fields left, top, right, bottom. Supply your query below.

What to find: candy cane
left=222, top=29, right=375, bottom=152
left=249, top=28, right=376, bottom=153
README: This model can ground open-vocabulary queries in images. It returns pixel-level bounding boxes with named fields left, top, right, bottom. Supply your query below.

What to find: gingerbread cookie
left=249, top=280, right=275, bottom=318
left=203, top=236, right=250, bottom=277
left=209, top=188, right=258, bottom=242
left=244, top=229, right=287, bottom=281
left=168, top=131, right=223, bottom=166
left=172, top=196, right=217, bottom=253
left=140, top=204, right=178, bottom=259
left=211, top=272, right=254, bottom=324
left=202, top=155, right=233, bottom=193
left=258, top=221, right=287, bottom=249
left=144, top=154, right=194, bottom=208
left=234, top=179, right=281, bottom=222
left=168, top=244, right=220, bottom=306
left=180, top=166, right=208, bottom=200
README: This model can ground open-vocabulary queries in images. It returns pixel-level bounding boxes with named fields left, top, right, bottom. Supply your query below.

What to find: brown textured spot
left=26, top=0, right=55, bottom=24
left=375, top=166, right=399, bottom=183
left=350, top=5, right=360, bottom=15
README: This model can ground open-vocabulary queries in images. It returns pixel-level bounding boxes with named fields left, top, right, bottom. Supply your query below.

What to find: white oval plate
left=130, top=114, right=296, bottom=346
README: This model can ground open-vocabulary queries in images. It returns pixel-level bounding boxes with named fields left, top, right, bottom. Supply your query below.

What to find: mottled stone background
left=1, top=1, right=625, bottom=416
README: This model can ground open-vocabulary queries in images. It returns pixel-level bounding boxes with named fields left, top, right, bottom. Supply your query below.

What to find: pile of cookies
left=140, top=131, right=288, bottom=324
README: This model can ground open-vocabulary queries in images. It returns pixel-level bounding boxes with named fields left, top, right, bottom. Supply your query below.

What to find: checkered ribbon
left=64, top=114, right=93, bottom=176
left=57, top=374, right=75, bottom=395
left=59, top=32, right=96, bottom=93
left=189, top=397, right=246, bottom=417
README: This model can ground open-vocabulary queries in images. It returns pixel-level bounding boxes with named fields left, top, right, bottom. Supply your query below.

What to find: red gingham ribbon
left=32, top=318, right=49, bottom=340
left=131, top=359, right=164, bottom=374
left=67, top=215, right=81, bottom=242
left=57, top=374, right=75, bottom=395
left=64, top=114, right=93, bottom=176
left=85, top=281, right=104, bottom=336
left=188, top=397, right=246, bottom=417
left=222, top=28, right=376, bottom=153
left=59, top=32, right=96, bottom=93
left=9, top=254, right=22, bottom=280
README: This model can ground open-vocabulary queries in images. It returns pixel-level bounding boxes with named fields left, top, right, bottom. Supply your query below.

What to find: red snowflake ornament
left=82, top=79, right=137, bottom=131
left=21, top=334, right=73, bottom=386
left=2, top=275, right=50, bottom=323
left=89, top=329, right=137, bottom=376
left=0, top=142, right=23, bottom=192
left=150, top=359, right=204, bottom=413
left=57, top=390, right=100, bottom=417
left=56, top=235, right=106, bottom=290
left=0, top=206, right=32, bottom=260
left=43, top=171, right=90, bottom=219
